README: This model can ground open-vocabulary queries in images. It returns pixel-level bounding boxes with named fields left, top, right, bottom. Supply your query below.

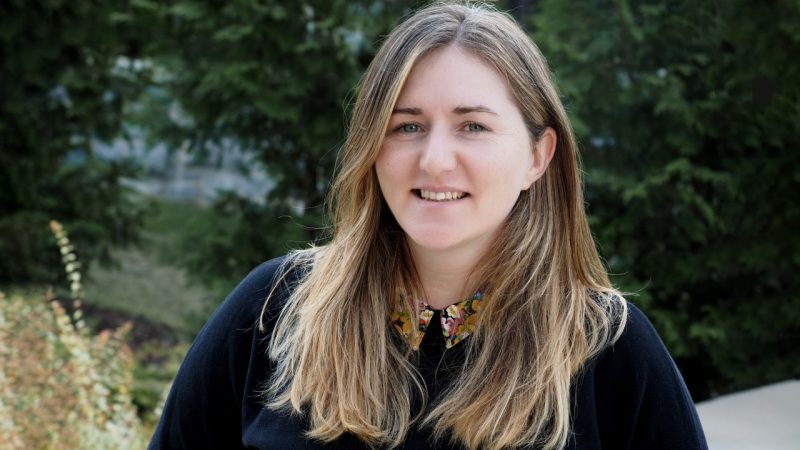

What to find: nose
left=419, top=126, right=457, bottom=176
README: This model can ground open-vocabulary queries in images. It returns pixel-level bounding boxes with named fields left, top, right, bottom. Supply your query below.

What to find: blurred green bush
left=530, top=0, right=800, bottom=398
left=0, top=0, right=152, bottom=284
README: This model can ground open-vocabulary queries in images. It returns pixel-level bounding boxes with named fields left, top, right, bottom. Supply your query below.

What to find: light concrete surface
left=696, top=380, right=800, bottom=450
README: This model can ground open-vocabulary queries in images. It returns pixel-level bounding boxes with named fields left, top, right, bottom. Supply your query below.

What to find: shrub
left=0, top=293, right=149, bottom=449
left=0, top=221, right=149, bottom=448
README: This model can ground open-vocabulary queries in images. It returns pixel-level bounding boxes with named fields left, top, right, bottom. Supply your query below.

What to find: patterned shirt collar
left=390, top=291, right=483, bottom=350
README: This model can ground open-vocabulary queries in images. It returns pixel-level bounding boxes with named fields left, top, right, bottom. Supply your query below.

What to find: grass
left=83, top=245, right=211, bottom=336
left=81, top=198, right=232, bottom=337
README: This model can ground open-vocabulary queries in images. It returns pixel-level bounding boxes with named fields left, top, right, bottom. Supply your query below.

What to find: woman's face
left=375, top=45, right=553, bottom=257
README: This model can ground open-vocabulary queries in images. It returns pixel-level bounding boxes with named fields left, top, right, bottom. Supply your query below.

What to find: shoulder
left=585, top=300, right=689, bottom=395
left=575, top=300, right=708, bottom=449
left=207, top=254, right=298, bottom=333
left=206, top=254, right=305, bottom=334
left=607, top=301, right=671, bottom=363
left=167, top=253, right=302, bottom=386
left=601, top=302, right=678, bottom=376
left=148, top=254, right=301, bottom=448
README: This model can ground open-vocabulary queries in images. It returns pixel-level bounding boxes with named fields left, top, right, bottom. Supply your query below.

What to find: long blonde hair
left=261, top=2, right=626, bottom=449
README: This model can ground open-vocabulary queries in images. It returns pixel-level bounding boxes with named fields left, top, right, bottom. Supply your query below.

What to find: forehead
left=394, top=45, right=517, bottom=110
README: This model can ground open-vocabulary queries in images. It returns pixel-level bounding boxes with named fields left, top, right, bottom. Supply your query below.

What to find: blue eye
left=399, top=123, right=421, bottom=133
left=464, top=122, right=486, bottom=132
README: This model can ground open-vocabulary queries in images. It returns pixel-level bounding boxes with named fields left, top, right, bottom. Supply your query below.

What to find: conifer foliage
left=528, top=0, right=800, bottom=398
left=0, top=0, right=150, bottom=283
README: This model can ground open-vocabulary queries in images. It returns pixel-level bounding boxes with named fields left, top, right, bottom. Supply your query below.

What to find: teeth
left=419, top=189, right=466, bottom=201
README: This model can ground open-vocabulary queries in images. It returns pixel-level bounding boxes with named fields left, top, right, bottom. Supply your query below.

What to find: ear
left=522, top=127, right=557, bottom=189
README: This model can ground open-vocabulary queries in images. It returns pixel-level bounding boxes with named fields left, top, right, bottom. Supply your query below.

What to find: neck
left=408, top=241, right=485, bottom=309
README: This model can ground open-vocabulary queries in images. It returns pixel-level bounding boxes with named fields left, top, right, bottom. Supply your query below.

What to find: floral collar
left=391, top=291, right=483, bottom=350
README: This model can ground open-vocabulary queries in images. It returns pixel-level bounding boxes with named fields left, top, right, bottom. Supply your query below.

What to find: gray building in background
left=93, top=129, right=274, bottom=206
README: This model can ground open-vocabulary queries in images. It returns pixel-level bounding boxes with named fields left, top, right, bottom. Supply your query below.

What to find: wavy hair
left=261, top=2, right=626, bottom=449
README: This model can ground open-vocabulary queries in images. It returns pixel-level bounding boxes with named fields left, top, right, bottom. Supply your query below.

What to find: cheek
left=375, top=151, right=400, bottom=197
left=376, top=147, right=410, bottom=182
left=374, top=147, right=389, bottom=175
left=474, top=156, right=531, bottom=209
left=479, top=154, right=528, bottom=187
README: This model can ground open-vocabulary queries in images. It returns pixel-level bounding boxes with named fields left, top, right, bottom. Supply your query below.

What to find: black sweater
left=149, top=257, right=708, bottom=449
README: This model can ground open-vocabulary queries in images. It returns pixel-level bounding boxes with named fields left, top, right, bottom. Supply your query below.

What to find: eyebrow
left=453, top=105, right=499, bottom=116
left=391, top=107, right=422, bottom=115
left=391, top=105, right=499, bottom=116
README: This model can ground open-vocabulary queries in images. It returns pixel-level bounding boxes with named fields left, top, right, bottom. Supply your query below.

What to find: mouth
left=413, top=189, right=470, bottom=202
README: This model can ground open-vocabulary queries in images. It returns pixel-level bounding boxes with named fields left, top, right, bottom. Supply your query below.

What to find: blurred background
left=1, top=0, right=798, bottom=447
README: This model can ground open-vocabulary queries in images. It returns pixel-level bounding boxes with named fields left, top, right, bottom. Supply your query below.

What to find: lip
left=411, top=186, right=471, bottom=205
left=413, top=185, right=469, bottom=194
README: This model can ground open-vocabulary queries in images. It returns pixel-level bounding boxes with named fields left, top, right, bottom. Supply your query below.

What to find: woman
left=150, top=3, right=707, bottom=449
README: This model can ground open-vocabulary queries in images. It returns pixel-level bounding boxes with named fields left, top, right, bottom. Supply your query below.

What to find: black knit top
left=149, top=257, right=707, bottom=449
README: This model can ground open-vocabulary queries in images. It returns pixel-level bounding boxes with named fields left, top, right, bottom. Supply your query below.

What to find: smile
left=415, top=189, right=469, bottom=201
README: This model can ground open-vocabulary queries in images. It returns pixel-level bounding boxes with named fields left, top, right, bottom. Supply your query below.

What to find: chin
left=406, top=229, right=469, bottom=252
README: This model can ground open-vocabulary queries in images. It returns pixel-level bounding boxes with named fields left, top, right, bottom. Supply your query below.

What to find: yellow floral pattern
left=391, top=291, right=483, bottom=350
